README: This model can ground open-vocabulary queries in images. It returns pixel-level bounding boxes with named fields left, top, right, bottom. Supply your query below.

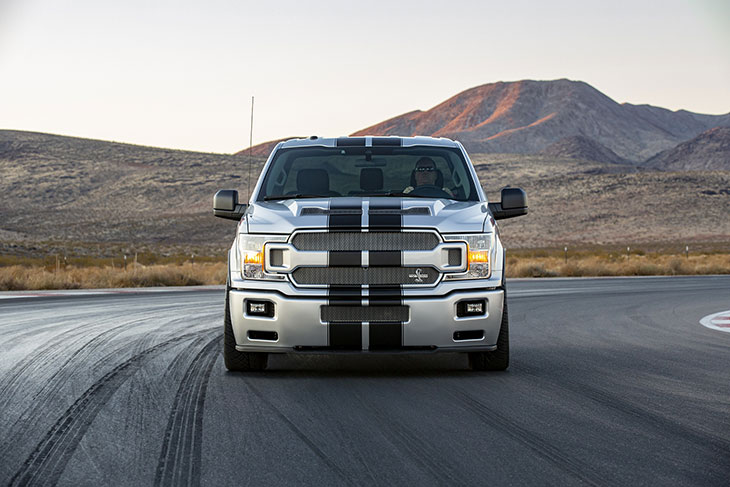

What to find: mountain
left=351, top=79, right=730, bottom=161
left=644, top=127, right=730, bottom=171
left=539, top=135, right=629, bottom=165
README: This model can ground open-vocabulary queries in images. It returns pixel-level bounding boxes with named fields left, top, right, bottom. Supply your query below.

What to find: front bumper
left=228, top=287, right=504, bottom=353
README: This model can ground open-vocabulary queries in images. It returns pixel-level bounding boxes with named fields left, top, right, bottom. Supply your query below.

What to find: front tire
left=468, top=292, right=509, bottom=371
left=223, top=287, right=268, bottom=371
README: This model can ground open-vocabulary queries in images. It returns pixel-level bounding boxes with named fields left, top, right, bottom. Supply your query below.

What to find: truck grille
left=289, top=230, right=443, bottom=287
left=292, top=267, right=439, bottom=286
left=321, top=305, right=409, bottom=323
left=292, top=231, right=439, bottom=251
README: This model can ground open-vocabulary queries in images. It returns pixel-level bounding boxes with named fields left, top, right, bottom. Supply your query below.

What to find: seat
left=360, top=168, right=384, bottom=192
left=349, top=168, right=386, bottom=195
left=296, top=168, right=339, bottom=196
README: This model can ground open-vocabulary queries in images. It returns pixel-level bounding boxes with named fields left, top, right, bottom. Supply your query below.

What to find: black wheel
left=223, top=287, right=268, bottom=371
left=468, top=293, right=509, bottom=371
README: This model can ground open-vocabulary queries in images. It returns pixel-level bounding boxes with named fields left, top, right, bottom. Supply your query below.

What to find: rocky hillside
left=0, top=130, right=266, bottom=253
left=539, top=135, right=629, bottom=165
left=246, top=79, right=729, bottom=163
left=1, top=129, right=729, bottom=253
left=643, top=127, right=730, bottom=171
left=352, top=79, right=729, bottom=161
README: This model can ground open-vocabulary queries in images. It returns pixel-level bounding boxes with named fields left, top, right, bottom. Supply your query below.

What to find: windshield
left=257, top=146, right=479, bottom=202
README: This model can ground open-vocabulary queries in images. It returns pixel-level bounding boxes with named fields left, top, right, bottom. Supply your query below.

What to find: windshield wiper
left=263, top=194, right=329, bottom=201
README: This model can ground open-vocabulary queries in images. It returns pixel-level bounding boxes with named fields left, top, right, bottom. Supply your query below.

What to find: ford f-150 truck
left=213, top=136, right=527, bottom=371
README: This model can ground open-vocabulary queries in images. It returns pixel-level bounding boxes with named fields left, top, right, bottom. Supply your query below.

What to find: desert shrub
left=668, top=258, right=688, bottom=275
left=627, top=263, right=663, bottom=276
left=0, top=262, right=226, bottom=290
left=512, top=263, right=558, bottom=277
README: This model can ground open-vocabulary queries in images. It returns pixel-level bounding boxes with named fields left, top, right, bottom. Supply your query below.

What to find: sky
left=0, top=0, right=728, bottom=154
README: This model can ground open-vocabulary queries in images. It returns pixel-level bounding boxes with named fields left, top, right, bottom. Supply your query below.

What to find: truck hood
left=245, top=198, right=490, bottom=235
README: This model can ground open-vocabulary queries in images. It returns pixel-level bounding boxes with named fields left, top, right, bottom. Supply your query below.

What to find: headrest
left=297, top=168, right=329, bottom=194
left=360, top=168, right=384, bottom=191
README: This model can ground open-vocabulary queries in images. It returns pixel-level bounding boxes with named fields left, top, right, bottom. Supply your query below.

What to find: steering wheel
left=409, top=184, right=451, bottom=198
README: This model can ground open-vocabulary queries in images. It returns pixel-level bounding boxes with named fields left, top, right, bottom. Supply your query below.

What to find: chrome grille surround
left=287, top=229, right=446, bottom=287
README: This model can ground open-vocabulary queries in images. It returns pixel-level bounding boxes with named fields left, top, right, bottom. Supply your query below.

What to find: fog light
left=466, top=302, right=483, bottom=313
left=457, top=299, right=486, bottom=317
left=246, top=300, right=274, bottom=317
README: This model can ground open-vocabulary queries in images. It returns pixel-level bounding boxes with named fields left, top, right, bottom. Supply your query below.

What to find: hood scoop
left=300, top=207, right=361, bottom=216
left=300, top=206, right=430, bottom=216
left=370, top=207, right=430, bottom=216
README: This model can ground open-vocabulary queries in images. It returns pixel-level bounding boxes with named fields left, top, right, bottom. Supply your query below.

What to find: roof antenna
left=246, top=95, right=254, bottom=200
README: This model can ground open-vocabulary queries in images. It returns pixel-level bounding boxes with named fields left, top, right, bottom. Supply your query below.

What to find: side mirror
left=214, top=190, right=248, bottom=221
left=487, top=187, right=528, bottom=220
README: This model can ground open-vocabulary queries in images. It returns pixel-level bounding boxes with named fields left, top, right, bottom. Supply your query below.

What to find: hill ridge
left=244, top=79, right=729, bottom=162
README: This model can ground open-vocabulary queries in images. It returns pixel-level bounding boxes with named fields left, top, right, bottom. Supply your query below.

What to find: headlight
left=443, top=233, right=495, bottom=280
left=237, top=234, right=287, bottom=280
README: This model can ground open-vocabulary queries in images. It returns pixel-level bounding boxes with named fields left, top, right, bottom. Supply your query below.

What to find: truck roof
left=276, top=136, right=461, bottom=150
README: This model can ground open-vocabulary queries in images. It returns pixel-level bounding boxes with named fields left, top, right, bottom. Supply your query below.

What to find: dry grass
left=0, top=263, right=227, bottom=291
left=2, top=252, right=729, bottom=290
left=507, top=253, right=730, bottom=278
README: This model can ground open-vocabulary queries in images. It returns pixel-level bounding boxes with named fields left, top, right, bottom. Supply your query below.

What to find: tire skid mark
left=448, top=387, right=604, bottom=487
left=351, top=387, right=466, bottom=485
left=9, top=329, right=215, bottom=487
left=0, top=318, right=120, bottom=411
left=0, top=314, right=203, bottom=461
left=513, top=363, right=730, bottom=455
left=154, top=336, right=221, bottom=487
left=242, top=379, right=353, bottom=485
left=84, top=309, right=219, bottom=371
left=0, top=303, right=166, bottom=345
left=0, top=309, right=191, bottom=413
left=0, top=322, right=135, bottom=463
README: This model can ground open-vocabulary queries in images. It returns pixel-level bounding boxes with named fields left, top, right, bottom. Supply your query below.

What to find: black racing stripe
left=368, top=199, right=402, bottom=229
left=328, top=198, right=362, bottom=228
left=369, top=251, right=401, bottom=267
left=329, top=323, right=362, bottom=349
left=368, top=213, right=400, bottom=228
left=329, top=251, right=361, bottom=267
left=368, top=199, right=401, bottom=210
left=369, top=322, right=403, bottom=349
left=329, top=213, right=360, bottom=227
left=328, top=286, right=362, bottom=306
left=369, top=285, right=402, bottom=307
left=336, top=137, right=366, bottom=147
left=372, top=137, right=401, bottom=146
left=369, top=283, right=404, bottom=348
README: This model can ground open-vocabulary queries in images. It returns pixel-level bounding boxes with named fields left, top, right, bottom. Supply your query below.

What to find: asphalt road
left=1, top=276, right=729, bottom=486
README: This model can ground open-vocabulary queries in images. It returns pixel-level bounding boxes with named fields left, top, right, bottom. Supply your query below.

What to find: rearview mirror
left=214, top=190, right=248, bottom=221
left=487, top=187, right=528, bottom=220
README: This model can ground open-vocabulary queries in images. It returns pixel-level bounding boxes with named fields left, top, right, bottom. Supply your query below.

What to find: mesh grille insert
left=322, top=305, right=408, bottom=323
left=293, top=267, right=438, bottom=286
left=292, top=232, right=438, bottom=251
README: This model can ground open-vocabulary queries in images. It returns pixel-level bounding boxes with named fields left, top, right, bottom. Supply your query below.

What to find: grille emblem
left=408, top=268, right=428, bottom=283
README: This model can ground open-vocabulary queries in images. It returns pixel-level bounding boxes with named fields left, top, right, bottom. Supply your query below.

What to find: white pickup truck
left=214, top=136, right=527, bottom=371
